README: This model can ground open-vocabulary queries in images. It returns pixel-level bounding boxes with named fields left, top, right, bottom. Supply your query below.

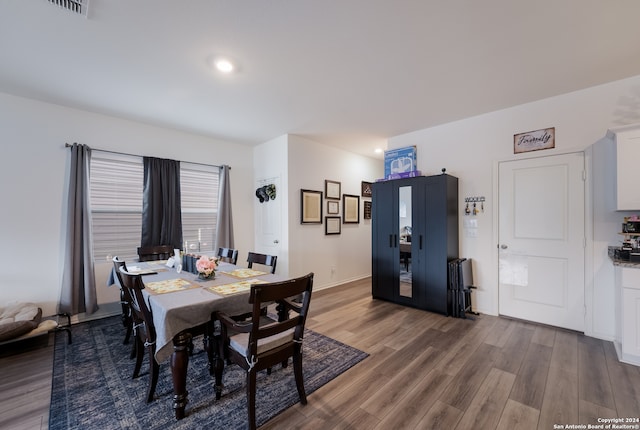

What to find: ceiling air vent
left=47, top=0, right=89, bottom=17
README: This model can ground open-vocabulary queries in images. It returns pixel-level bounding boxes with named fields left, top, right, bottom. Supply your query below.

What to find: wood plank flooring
left=1, top=277, right=639, bottom=429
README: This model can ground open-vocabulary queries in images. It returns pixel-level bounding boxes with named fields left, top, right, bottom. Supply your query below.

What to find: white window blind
left=89, top=153, right=220, bottom=262
left=180, top=162, right=219, bottom=254
left=90, top=152, right=143, bottom=261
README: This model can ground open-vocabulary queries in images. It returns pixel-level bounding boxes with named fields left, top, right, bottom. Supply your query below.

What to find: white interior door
left=256, top=177, right=281, bottom=257
left=498, top=152, right=585, bottom=331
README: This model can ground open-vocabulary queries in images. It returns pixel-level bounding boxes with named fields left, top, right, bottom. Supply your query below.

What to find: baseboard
left=614, top=341, right=640, bottom=366
left=70, top=302, right=121, bottom=324
left=315, top=275, right=371, bottom=291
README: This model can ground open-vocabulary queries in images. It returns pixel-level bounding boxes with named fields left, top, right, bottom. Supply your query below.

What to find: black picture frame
left=301, top=189, right=323, bottom=224
left=361, top=181, right=372, bottom=197
left=343, top=194, right=360, bottom=224
left=325, top=216, right=341, bottom=235
left=327, top=200, right=339, bottom=215
left=364, top=201, right=372, bottom=219
left=325, top=180, right=341, bottom=200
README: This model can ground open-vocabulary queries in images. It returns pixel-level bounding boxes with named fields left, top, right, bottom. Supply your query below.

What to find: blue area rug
left=49, top=316, right=368, bottom=429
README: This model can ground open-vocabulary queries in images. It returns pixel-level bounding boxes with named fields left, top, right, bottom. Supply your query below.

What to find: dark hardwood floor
left=0, top=335, right=54, bottom=430
left=1, top=278, right=639, bottom=429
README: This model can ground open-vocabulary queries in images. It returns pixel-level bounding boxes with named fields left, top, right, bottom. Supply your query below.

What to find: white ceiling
left=2, top=1, right=640, bottom=159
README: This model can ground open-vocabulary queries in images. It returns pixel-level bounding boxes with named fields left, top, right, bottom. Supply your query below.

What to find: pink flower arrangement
left=196, top=256, right=218, bottom=278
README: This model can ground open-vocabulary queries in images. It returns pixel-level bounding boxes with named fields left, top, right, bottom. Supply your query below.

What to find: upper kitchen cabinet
left=608, top=124, right=640, bottom=210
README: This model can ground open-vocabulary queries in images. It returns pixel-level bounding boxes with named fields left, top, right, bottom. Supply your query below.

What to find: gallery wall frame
left=325, top=180, right=341, bottom=200
left=361, top=181, right=372, bottom=197
left=343, top=194, right=360, bottom=224
left=301, top=189, right=323, bottom=224
left=325, top=216, right=341, bottom=235
left=363, top=201, right=372, bottom=219
left=327, top=200, right=339, bottom=215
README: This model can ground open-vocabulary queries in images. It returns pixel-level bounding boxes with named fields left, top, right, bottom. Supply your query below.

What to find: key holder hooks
left=464, top=196, right=485, bottom=215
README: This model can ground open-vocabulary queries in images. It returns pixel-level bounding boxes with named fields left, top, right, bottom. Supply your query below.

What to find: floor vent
left=47, top=0, right=88, bottom=17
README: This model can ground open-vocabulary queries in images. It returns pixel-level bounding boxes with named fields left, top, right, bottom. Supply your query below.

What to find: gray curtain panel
left=59, top=143, right=98, bottom=315
left=215, top=165, right=234, bottom=250
left=141, top=156, right=183, bottom=249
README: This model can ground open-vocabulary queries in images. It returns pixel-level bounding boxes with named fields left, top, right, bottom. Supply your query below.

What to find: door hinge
left=582, top=170, right=586, bottom=181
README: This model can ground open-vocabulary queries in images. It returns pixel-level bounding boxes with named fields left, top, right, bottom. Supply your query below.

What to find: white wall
left=0, top=92, right=255, bottom=317
left=389, top=74, right=640, bottom=340
left=287, top=135, right=382, bottom=289
left=252, top=134, right=382, bottom=290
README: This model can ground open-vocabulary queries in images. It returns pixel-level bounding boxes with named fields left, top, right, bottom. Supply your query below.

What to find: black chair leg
left=130, top=340, right=136, bottom=359
left=147, top=350, right=159, bottom=403
left=293, top=351, right=307, bottom=405
left=123, top=321, right=132, bottom=344
left=247, top=370, right=258, bottom=430
left=132, top=338, right=144, bottom=378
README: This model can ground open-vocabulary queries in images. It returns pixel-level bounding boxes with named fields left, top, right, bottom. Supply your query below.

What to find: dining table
left=109, top=259, right=284, bottom=419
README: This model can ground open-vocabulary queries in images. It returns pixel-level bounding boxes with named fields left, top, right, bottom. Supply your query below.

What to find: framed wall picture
left=325, top=216, right=341, bottom=235
left=325, top=180, right=341, bottom=200
left=327, top=200, right=339, bottom=215
left=361, top=181, right=372, bottom=197
left=363, top=201, right=372, bottom=219
left=343, top=194, right=360, bottom=224
left=301, top=189, right=322, bottom=224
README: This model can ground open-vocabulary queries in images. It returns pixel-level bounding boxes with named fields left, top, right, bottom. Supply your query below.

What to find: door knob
left=500, top=244, right=508, bottom=249
left=273, top=240, right=279, bottom=244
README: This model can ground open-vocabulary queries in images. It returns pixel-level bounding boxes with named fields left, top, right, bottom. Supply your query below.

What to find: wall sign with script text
left=514, top=127, right=555, bottom=154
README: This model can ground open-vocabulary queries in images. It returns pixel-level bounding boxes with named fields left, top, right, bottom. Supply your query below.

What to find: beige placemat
left=145, top=278, right=199, bottom=294
left=206, top=279, right=268, bottom=295
left=220, top=268, right=268, bottom=279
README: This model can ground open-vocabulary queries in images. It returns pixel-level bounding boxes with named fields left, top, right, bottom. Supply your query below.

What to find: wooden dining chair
left=217, top=247, right=239, bottom=265
left=118, top=266, right=159, bottom=403
left=246, top=252, right=277, bottom=274
left=215, top=273, right=314, bottom=430
left=112, top=257, right=136, bottom=358
left=137, top=245, right=174, bottom=262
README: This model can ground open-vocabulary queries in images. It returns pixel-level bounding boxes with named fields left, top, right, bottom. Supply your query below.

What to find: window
left=89, top=153, right=220, bottom=261
left=90, top=152, right=143, bottom=262
left=180, top=162, right=219, bottom=254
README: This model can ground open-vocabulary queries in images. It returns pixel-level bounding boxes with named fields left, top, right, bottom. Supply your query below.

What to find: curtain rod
left=64, top=143, right=230, bottom=170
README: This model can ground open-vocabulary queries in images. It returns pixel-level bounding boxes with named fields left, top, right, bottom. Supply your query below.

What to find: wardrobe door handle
left=419, top=235, right=423, bottom=250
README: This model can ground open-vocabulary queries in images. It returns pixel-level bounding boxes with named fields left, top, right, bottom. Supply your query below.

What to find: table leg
left=171, top=331, right=192, bottom=420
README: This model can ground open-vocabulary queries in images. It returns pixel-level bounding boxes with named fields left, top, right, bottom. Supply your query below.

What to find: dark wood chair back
left=137, top=245, right=174, bottom=262
left=118, top=266, right=159, bottom=403
left=246, top=251, right=277, bottom=274
left=217, top=247, right=239, bottom=265
left=112, top=256, right=134, bottom=345
left=216, top=272, right=314, bottom=430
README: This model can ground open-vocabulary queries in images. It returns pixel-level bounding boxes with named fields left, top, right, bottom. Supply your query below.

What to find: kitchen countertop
left=608, top=246, right=640, bottom=268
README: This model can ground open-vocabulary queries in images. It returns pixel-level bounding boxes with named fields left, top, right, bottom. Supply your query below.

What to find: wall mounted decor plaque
left=514, top=127, right=555, bottom=154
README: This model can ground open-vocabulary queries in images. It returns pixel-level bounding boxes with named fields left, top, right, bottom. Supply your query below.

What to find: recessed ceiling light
left=214, top=58, right=234, bottom=73
left=208, top=55, right=237, bottom=75
left=374, top=148, right=383, bottom=154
